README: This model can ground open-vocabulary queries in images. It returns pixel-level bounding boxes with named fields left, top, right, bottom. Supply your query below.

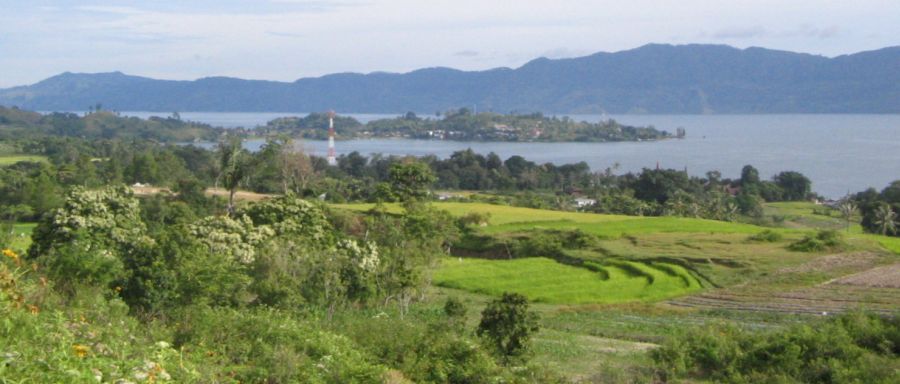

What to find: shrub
left=1, top=276, right=194, bottom=383
left=477, top=292, right=540, bottom=364
left=173, top=307, right=386, bottom=383
left=652, top=312, right=900, bottom=383
left=513, top=232, right=564, bottom=258
left=788, top=229, right=844, bottom=252
left=747, top=229, right=783, bottom=242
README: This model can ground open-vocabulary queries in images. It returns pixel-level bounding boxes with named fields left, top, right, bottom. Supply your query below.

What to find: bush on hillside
left=747, top=229, right=783, bottom=242
left=788, top=229, right=844, bottom=252
left=477, top=292, right=540, bottom=364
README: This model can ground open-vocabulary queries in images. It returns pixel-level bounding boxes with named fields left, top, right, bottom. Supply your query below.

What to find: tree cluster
left=260, top=109, right=671, bottom=142
left=852, top=180, right=900, bottom=236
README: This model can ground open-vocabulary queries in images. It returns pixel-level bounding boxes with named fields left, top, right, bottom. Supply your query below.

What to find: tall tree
left=389, top=161, right=436, bottom=202
left=774, top=171, right=811, bottom=201
left=217, top=136, right=249, bottom=215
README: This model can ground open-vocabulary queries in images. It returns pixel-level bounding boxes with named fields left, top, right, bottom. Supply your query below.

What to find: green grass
left=483, top=216, right=764, bottom=238
left=337, top=202, right=763, bottom=235
left=335, top=202, right=637, bottom=225
left=4, top=222, right=35, bottom=251
left=0, top=155, right=48, bottom=166
left=864, top=234, right=900, bottom=254
left=433, top=257, right=701, bottom=304
left=763, top=201, right=861, bottom=232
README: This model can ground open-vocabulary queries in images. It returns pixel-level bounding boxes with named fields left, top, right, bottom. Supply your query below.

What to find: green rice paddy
left=433, top=257, right=702, bottom=304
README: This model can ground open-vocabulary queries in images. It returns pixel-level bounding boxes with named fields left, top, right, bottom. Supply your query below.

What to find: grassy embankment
left=0, top=155, right=48, bottom=166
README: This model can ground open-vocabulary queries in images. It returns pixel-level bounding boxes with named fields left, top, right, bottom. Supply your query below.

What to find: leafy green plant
left=477, top=292, right=540, bottom=363
left=652, top=312, right=900, bottom=383
left=747, top=229, right=783, bottom=242
left=788, top=229, right=844, bottom=252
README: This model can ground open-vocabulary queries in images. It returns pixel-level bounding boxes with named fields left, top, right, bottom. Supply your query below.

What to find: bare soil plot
left=130, top=185, right=274, bottom=202
left=830, top=263, right=900, bottom=288
left=668, top=284, right=900, bottom=315
left=204, top=188, right=273, bottom=202
left=131, top=186, right=171, bottom=196
left=777, top=252, right=880, bottom=274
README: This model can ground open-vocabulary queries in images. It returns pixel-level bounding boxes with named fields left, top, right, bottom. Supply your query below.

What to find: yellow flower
left=73, top=344, right=90, bottom=358
left=2, top=249, right=20, bottom=266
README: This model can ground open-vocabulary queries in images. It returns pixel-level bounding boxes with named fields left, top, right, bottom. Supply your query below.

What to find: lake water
left=120, top=112, right=900, bottom=199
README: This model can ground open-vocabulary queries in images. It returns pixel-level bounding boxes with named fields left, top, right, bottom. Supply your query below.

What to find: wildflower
left=2, top=249, right=19, bottom=264
left=73, top=344, right=90, bottom=358
left=28, top=304, right=39, bottom=315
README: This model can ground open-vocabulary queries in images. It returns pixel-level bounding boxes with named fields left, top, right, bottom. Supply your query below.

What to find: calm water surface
left=120, top=112, right=900, bottom=199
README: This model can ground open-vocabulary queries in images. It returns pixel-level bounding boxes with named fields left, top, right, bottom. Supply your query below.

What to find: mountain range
left=1, top=43, right=898, bottom=114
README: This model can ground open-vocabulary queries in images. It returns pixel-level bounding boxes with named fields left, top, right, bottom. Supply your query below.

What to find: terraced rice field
left=339, top=201, right=900, bottom=315
left=433, top=257, right=702, bottom=304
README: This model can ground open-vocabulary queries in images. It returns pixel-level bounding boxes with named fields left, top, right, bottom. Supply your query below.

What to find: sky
left=1, top=0, right=899, bottom=88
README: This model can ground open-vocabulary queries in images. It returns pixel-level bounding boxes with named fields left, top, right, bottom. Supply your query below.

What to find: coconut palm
left=837, top=200, right=857, bottom=232
left=872, top=204, right=897, bottom=236
left=217, top=136, right=248, bottom=215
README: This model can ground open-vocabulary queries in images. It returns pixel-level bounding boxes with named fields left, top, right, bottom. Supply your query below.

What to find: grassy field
left=433, top=257, right=701, bottom=304
left=764, top=201, right=862, bottom=232
left=337, top=202, right=764, bottom=236
left=4, top=222, right=36, bottom=251
left=0, top=154, right=48, bottom=166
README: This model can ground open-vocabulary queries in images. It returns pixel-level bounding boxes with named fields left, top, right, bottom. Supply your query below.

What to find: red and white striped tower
left=327, top=110, right=337, bottom=166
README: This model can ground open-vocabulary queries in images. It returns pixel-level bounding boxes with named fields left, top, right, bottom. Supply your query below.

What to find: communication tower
left=327, top=110, right=337, bottom=166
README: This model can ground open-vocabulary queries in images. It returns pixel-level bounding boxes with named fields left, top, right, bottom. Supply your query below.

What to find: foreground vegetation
left=1, top=111, right=899, bottom=382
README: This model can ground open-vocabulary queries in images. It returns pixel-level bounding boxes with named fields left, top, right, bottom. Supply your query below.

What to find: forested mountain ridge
left=2, top=43, right=899, bottom=113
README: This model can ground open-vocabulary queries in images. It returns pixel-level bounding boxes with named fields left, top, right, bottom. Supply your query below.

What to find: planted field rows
left=667, top=283, right=900, bottom=315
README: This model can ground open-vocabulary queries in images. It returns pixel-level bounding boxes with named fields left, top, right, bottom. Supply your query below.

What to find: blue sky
left=1, top=0, right=898, bottom=87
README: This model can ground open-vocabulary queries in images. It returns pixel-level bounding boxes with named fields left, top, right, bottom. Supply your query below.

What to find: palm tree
left=217, top=136, right=248, bottom=215
left=873, top=204, right=897, bottom=236
left=837, top=200, right=857, bottom=233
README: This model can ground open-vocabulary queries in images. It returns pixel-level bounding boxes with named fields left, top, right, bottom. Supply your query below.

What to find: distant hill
left=2, top=44, right=899, bottom=114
